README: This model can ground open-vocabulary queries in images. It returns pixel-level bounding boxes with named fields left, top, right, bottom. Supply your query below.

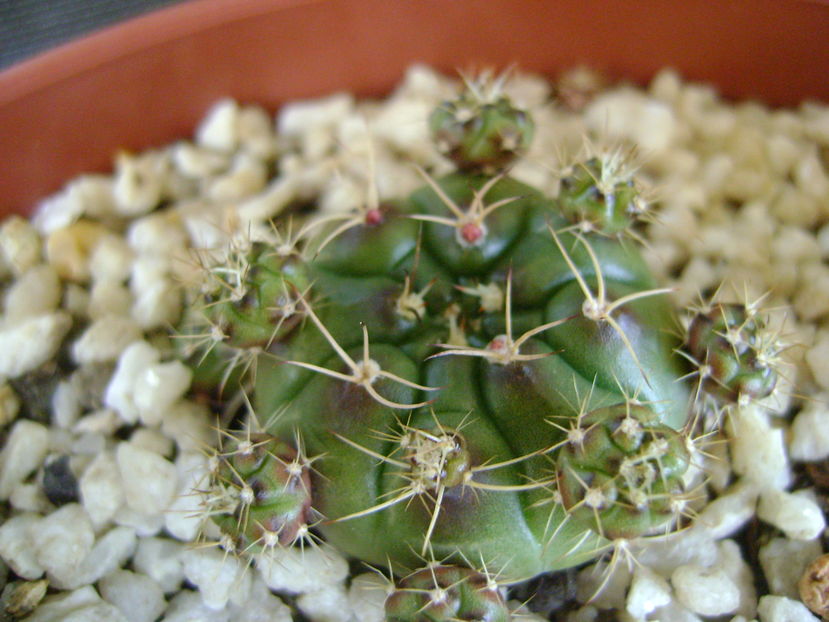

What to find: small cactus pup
left=429, top=70, right=534, bottom=174
left=203, top=427, right=315, bottom=554
left=384, top=564, right=511, bottom=622
left=180, top=73, right=753, bottom=613
left=685, top=298, right=783, bottom=408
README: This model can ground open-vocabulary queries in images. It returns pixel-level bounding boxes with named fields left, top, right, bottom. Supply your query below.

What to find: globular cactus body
left=182, top=75, right=785, bottom=616
left=236, top=170, right=688, bottom=579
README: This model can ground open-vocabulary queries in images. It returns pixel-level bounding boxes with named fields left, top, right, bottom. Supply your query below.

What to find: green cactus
left=204, top=430, right=314, bottom=553
left=685, top=301, right=780, bottom=406
left=384, top=564, right=510, bottom=622
left=180, top=75, right=785, bottom=619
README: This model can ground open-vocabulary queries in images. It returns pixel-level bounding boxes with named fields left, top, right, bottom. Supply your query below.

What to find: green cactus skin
left=429, top=74, right=533, bottom=173
left=206, top=432, right=313, bottom=553
left=181, top=76, right=778, bottom=609
left=555, top=403, right=691, bottom=540
left=384, top=565, right=510, bottom=622
left=686, top=302, right=779, bottom=405
left=557, top=153, right=648, bottom=235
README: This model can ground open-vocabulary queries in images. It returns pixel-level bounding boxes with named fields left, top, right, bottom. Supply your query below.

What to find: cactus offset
left=180, top=74, right=786, bottom=619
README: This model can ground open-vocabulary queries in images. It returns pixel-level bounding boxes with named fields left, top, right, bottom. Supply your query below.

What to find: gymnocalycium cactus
left=181, top=74, right=786, bottom=619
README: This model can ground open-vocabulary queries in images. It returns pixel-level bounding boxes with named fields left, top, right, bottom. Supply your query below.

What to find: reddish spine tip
left=365, top=208, right=384, bottom=226
left=460, top=222, right=483, bottom=244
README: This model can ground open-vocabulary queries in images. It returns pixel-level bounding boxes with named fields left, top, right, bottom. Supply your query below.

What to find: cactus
left=182, top=75, right=786, bottom=619
left=385, top=564, right=510, bottom=622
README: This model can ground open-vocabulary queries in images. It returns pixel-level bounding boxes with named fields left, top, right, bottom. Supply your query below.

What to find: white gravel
left=0, top=65, right=826, bottom=621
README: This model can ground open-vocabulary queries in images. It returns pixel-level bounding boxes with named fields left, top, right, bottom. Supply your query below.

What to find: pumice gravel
left=0, top=65, right=827, bottom=622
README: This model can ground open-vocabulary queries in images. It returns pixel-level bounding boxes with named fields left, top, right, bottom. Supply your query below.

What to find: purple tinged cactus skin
left=429, top=73, right=534, bottom=174
left=182, top=76, right=742, bottom=598
left=208, top=433, right=313, bottom=552
left=557, top=153, right=647, bottom=235
left=384, top=565, right=511, bottom=622
left=555, top=404, right=691, bottom=540
left=686, top=302, right=779, bottom=405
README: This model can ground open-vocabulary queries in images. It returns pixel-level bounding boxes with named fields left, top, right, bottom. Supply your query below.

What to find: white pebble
left=33, top=175, right=114, bottom=234
left=127, top=212, right=187, bottom=257
left=576, top=559, right=631, bottom=609
left=0, top=312, right=72, bottom=378
left=116, top=442, right=177, bottom=515
left=818, top=222, right=829, bottom=258
left=795, top=151, right=829, bottom=199
left=278, top=93, right=354, bottom=139
left=113, top=151, right=166, bottom=216
left=70, top=433, right=106, bottom=458
left=227, top=575, right=292, bottom=622
left=297, top=584, right=350, bottom=622
left=565, top=605, right=601, bottom=622
left=256, top=545, right=349, bottom=595
left=694, top=480, right=758, bottom=539
left=0, top=382, right=21, bottom=427
left=130, top=271, right=181, bottom=330
left=757, top=489, right=826, bottom=540
left=373, top=99, right=438, bottom=165
left=161, top=400, right=214, bottom=452
left=759, top=537, right=823, bottom=599
left=33, top=504, right=95, bottom=588
left=133, top=537, right=185, bottom=595
left=0, top=216, right=42, bottom=276
left=235, top=176, right=297, bottom=224
left=67, top=526, right=137, bottom=589
left=10, top=481, right=51, bottom=514
left=104, top=341, right=161, bottom=424
left=807, top=330, right=829, bottom=390
left=728, top=405, right=791, bottom=490
left=3, top=264, right=61, bottom=325
left=88, top=279, right=133, bottom=319
left=237, top=106, right=277, bottom=160
left=207, top=153, right=267, bottom=202
left=172, top=142, right=230, bottom=179
left=72, top=409, right=120, bottom=437
left=132, top=361, right=192, bottom=426
left=347, top=572, right=390, bottom=622
left=585, top=88, right=676, bottom=153
left=794, top=263, right=829, bottom=322
left=63, top=283, right=91, bottom=317
left=99, top=569, right=166, bottom=622
left=0, top=420, right=50, bottom=500
left=196, top=99, right=241, bottom=152
left=671, top=564, right=741, bottom=617
left=625, top=566, right=672, bottom=619
left=757, top=595, right=820, bottom=622
left=181, top=547, right=250, bottom=610
left=22, top=585, right=129, bottom=622
left=161, top=590, right=229, bottom=622
left=71, top=314, right=143, bottom=365
left=773, top=225, right=822, bottom=266
left=0, top=513, right=45, bottom=579
left=650, top=601, right=703, bottom=622
left=130, top=428, right=174, bottom=457
left=89, top=234, right=134, bottom=283
left=79, top=451, right=125, bottom=527
left=716, top=539, right=758, bottom=619
left=632, top=528, right=719, bottom=578
left=766, top=133, right=801, bottom=176
left=51, top=380, right=81, bottom=429
left=112, top=506, right=165, bottom=538
left=164, top=451, right=211, bottom=542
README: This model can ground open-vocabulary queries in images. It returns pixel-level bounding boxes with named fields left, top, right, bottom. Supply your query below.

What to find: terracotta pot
left=0, top=0, right=827, bottom=216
